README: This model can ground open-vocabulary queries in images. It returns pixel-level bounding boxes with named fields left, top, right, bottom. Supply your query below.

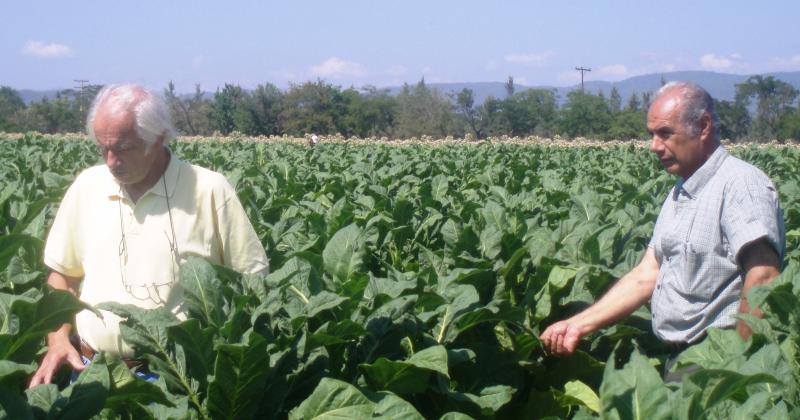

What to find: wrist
left=45, top=324, right=72, bottom=346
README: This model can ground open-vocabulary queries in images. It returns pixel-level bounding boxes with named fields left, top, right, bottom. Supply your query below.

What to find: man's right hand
left=28, top=328, right=85, bottom=388
left=540, top=319, right=586, bottom=356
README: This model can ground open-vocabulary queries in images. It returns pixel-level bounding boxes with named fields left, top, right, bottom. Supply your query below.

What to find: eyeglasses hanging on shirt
left=117, top=176, right=179, bottom=305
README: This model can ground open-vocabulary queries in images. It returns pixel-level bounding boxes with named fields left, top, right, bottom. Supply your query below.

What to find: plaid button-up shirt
left=649, top=145, right=784, bottom=345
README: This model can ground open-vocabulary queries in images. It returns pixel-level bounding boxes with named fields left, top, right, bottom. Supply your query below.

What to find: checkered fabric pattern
left=648, top=146, right=785, bottom=345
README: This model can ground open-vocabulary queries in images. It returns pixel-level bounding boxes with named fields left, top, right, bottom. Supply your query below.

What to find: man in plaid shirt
left=541, top=81, right=784, bottom=378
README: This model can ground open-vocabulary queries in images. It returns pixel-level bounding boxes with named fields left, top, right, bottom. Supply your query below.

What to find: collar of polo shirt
left=674, top=145, right=728, bottom=200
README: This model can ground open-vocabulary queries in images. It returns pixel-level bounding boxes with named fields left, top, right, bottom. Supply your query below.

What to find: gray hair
left=86, top=84, right=176, bottom=147
left=654, top=81, right=719, bottom=141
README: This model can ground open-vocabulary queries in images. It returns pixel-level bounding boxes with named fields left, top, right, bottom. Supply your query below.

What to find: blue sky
left=3, top=1, right=800, bottom=92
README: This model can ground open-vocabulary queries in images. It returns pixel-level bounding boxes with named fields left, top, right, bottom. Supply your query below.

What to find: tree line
left=1, top=75, right=799, bottom=141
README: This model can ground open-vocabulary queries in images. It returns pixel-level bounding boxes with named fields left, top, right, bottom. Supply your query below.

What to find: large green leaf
left=207, top=332, right=271, bottom=420
left=360, top=346, right=448, bottom=395
left=322, top=224, right=365, bottom=283
left=599, top=350, right=671, bottom=420
left=288, top=377, right=374, bottom=420
left=179, top=256, right=226, bottom=329
left=0, top=289, right=92, bottom=362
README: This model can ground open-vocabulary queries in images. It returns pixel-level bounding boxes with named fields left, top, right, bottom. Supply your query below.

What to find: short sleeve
left=43, top=180, right=85, bottom=277
left=648, top=190, right=672, bottom=250
left=721, top=175, right=784, bottom=262
left=213, top=179, right=269, bottom=275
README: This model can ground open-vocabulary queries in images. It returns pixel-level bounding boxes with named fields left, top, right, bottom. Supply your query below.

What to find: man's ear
left=699, top=112, right=713, bottom=143
left=155, top=131, right=166, bottom=147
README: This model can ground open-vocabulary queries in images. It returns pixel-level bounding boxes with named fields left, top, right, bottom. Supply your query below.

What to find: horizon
left=3, top=1, right=800, bottom=92
left=12, top=69, right=799, bottom=95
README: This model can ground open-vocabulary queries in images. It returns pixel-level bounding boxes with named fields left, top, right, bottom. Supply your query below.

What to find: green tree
left=343, top=86, right=396, bottom=138
left=777, top=106, right=800, bottom=140
left=454, top=88, right=487, bottom=139
left=502, top=89, right=558, bottom=136
left=209, top=84, right=247, bottom=135
left=249, top=83, right=284, bottom=136
left=714, top=99, right=750, bottom=141
left=609, top=87, right=622, bottom=113
left=608, top=110, right=647, bottom=140
left=559, top=91, right=612, bottom=139
left=394, top=78, right=455, bottom=138
left=483, top=96, right=510, bottom=137
left=280, top=80, right=348, bottom=136
left=0, top=86, right=26, bottom=132
left=165, top=81, right=200, bottom=135
left=20, top=95, right=82, bottom=133
left=641, top=91, right=653, bottom=112
left=626, top=93, right=641, bottom=112
left=505, top=76, right=515, bottom=97
left=735, top=75, right=799, bottom=140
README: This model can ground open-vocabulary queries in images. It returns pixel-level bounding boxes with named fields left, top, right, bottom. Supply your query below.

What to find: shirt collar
left=105, top=148, right=181, bottom=200
left=674, top=145, right=728, bottom=199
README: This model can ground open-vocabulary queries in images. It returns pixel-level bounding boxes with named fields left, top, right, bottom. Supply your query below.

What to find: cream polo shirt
left=44, top=150, right=268, bottom=357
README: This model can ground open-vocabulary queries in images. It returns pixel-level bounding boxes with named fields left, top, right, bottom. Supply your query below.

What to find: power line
left=575, top=67, right=591, bottom=93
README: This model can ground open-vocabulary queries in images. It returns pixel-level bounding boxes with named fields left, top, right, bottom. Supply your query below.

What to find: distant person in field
left=540, top=81, right=784, bottom=380
left=29, top=84, right=268, bottom=387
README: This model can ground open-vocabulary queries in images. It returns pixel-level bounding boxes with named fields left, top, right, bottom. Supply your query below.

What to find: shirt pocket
left=681, top=240, right=717, bottom=298
left=661, top=232, right=715, bottom=299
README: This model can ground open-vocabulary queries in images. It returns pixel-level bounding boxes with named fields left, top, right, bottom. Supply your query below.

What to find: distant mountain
left=15, top=70, right=800, bottom=105
left=18, top=89, right=63, bottom=104
left=400, top=71, right=800, bottom=105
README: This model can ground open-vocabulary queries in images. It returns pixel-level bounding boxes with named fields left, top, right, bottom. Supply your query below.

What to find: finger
left=566, top=329, right=582, bottom=353
left=540, top=330, right=551, bottom=349
left=555, top=332, right=564, bottom=355
left=67, top=351, right=86, bottom=371
left=28, top=373, right=42, bottom=388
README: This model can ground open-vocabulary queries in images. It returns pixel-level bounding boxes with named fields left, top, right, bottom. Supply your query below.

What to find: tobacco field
left=1, top=134, right=799, bottom=419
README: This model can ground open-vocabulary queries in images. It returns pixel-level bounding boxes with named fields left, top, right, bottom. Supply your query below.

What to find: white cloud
left=504, top=52, right=552, bottom=66
left=598, top=64, right=629, bottom=78
left=700, top=53, right=734, bottom=70
left=22, top=40, right=73, bottom=58
left=310, top=57, right=367, bottom=79
left=790, top=55, right=800, bottom=65
left=515, top=77, right=529, bottom=85
left=485, top=59, right=498, bottom=71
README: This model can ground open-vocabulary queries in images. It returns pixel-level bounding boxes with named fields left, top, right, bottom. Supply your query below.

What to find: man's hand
left=28, top=326, right=85, bottom=388
left=541, top=319, right=586, bottom=356
left=29, top=271, right=84, bottom=388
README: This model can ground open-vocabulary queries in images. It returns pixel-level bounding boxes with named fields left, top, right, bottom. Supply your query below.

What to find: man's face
left=93, top=107, right=162, bottom=186
left=647, top=92, right=707, bottom=179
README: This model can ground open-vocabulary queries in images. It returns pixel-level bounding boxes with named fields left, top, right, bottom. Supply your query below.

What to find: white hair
left=655, top=81, right=719, bottom=141
left=86, top=84, right=176, bottom=146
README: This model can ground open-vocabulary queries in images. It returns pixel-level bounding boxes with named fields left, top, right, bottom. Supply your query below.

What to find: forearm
left=736, top=240, right=781, bottom=339
left=568, top=268, right=655, bottom=335
left=44, top=271, right=82, bottom=344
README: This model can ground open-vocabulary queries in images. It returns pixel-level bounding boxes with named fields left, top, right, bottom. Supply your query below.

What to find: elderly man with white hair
left=29, top=84, right=268, bottom=387
left=541, top=81, right=784, bottom=380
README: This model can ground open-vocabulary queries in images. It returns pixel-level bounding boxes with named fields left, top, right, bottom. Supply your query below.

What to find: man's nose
left=649, top=136, right=664, bottom=154
left=105, top=150, right=120, bottom=168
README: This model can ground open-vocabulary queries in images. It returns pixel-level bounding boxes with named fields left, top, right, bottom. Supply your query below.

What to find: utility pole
left=74, top=79, right=89, bottom=113
left=575, top=67, right=591, bottom=93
